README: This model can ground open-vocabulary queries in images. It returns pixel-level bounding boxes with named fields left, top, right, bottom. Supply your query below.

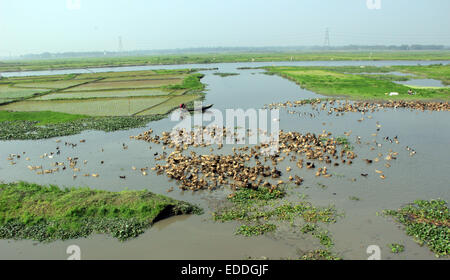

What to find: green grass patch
left=213, top=72, right=240, bottom=77
left=0, top=110, right=87, bottom=125
left=0, top=182, right=202, bottom=242
left=383, top=199, right=450, bottom=257
left=164, top=73, right=205, bottom=91
left=236, top=224, right=276, bottom=236
left=298, top=249, right=341, bottom=260
left=264, top=65, right=450, bottom=101
left=392, top=64, right=450, bottom=86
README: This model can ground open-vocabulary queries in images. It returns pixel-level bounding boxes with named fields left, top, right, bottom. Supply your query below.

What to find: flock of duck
left=5, top=139, right=102, bottom=178
left=130, top=126, right=368, bottom=192
left=265, top=99, right=450, bottom=117
left=123, top=98, right=443, bottom=192
left=6, top=97, right=443, bottom=194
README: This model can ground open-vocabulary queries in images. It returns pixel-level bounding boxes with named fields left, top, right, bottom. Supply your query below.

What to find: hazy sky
left=1, top=0, right=449, bottom=56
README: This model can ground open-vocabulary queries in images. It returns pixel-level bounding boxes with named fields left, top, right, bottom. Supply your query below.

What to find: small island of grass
left=0, top=182, right=202, bottom=242
left=213, top=72, right=240, bottom=77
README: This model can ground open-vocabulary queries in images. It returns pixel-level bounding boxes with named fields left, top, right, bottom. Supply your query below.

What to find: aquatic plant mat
left=0, top=113, right=166, bottom=140
left=212, top=187, right=340, bottom=251
left=213, top=72, right=240, bottom=77
left=0, top=182, right=202, bottom=242
left=383, top=199, right=450, bottom=257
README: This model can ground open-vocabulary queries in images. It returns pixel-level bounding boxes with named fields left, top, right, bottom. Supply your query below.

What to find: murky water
left=395, top=78, right=449, bottom=87
left=1, top=61, right=449, bottom=260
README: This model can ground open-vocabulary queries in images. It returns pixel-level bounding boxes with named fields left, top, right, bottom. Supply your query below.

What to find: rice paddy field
left=0, top=84, right=50, bottom=102
left=1, top=97, right=173, bottom=116
left=0, top=69, right=204, bottom=117
left=32, top=89, right=182, bottom=100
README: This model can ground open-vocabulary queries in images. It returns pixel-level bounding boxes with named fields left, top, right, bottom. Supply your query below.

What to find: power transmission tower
left=118, top=36, right=123, bottom=52
left=324, top=28, right=330, bottom=48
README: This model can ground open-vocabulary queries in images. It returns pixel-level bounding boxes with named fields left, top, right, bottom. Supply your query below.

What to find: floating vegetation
left=0, top=182, right=202, bottom=242
left=298, top=249, right=341, bottom=260
left=383, top=199, right=450, bottom=257
left=212, top=186, right=340, bottom=250
left=213, top=72, right=240, bottom=77
left=0, top=114, right=165, bottom=140
left=388, top=243, right=405, bottom=254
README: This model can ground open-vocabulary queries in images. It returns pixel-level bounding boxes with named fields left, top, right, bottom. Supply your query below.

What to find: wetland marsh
left=0, top=60, right=449, bottom=259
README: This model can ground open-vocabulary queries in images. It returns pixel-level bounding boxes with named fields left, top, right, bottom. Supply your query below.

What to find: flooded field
left=62, top=79, right=183, bottom=92
left=0, top=97, right=172, bottom=116
left=0, top=85, right=49, bottom=100
left=32, top=89, right=182, bottom=100
left=0, top=69, right=203, bottom=117
left=0, top=61, right=449, bottom=260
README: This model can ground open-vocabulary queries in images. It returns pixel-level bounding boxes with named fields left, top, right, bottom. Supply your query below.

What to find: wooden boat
left=187, top=104, right=213, bottom=112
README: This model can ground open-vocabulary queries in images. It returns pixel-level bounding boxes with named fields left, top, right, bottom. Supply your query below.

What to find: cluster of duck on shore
left=264, top=98, right=450, bottom=114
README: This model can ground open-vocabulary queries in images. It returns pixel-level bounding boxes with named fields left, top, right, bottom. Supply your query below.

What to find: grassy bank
left=264, top=65, right=450, bottom=100
left=0, top=182, right=202, bottom=242
left=383, top=199, right=449, bottom=257
left=1, top=51, right=449, bottom=72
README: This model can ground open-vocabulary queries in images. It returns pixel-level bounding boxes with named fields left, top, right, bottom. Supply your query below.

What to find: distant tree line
left=17, top=45, right=450, bottom=60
